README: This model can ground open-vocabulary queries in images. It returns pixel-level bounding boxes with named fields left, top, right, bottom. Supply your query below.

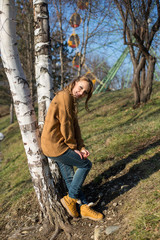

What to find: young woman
left=41, top=76, right=103, bottom=221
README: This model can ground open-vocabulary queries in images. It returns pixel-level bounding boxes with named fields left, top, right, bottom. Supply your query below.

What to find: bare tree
left=49, top=0, right=74, bottom=89
left=53, top=0, right=65, bottom=89
left=76, top=0, right=109, bottom=76
left=87, top=55, right=110, bottom=79
left=114, top=0, right=160, bottom=106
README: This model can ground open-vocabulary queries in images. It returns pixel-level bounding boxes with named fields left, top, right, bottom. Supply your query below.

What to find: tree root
left=49, top=219, right=72, bottom=240
left=39, top=160, right=74, bottom=239
left=44, top=201, right=72, bottom=240
left=50, top=222, right=60, bottom=240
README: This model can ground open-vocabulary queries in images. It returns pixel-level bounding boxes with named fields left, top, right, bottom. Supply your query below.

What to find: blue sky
left=48, top=0, right=160, bottom=87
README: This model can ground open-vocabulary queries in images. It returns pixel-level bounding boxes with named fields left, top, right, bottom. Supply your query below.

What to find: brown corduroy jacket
left=41, top=88, right=85, bottom=157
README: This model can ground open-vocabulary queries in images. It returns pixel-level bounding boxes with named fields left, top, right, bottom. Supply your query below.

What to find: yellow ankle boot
left=60, top=195, right=79, bottom=218
left=80, top=204, right=103, bottom=221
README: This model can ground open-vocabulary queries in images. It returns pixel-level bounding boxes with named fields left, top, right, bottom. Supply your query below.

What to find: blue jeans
left=49, top=148, right=92, bottom=204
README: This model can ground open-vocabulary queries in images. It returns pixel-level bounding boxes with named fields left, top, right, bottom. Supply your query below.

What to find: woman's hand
left=80, top=149, right=90, bottom=159
left=74, top=150, right=83, bottom=159
left=74, top=149, right=90, bottom=159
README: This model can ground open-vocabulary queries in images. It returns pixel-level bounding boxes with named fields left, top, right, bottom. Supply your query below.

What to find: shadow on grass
left=84, top=138, right=160, bottom=207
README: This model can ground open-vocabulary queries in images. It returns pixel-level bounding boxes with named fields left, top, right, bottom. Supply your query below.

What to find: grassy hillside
left=0, top=83, right=160, bottom=239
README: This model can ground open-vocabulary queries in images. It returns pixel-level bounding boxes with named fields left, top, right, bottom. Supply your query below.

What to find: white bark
left=34, top=0, right=48, bottom=3
left=33, top=0, right=64, bottom=203
left=33, top=0, right=53, bottom=129
left=0, top=0, right=56, bottom=215
left=0, top=2, right=72, bottom=238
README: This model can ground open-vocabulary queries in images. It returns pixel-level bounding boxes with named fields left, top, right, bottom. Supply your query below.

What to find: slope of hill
left=0, top=83, right=160, bottom=240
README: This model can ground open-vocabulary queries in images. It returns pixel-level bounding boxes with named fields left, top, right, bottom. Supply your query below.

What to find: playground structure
left=93, top=47, right=130, bottom=94
left=93, top=46, right=160, bottom=94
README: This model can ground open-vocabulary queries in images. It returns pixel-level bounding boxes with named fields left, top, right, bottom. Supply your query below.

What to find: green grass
left=0, top=121, right=33, bottom=219
left=128, top=180, right=160, bottom=240
left=1, top=82, right=160, bottom=238
left=78, top=84, right=160, bottom=163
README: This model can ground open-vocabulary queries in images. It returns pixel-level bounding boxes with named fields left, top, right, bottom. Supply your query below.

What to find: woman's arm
left=58, top=91, right=78, bottom=150
left=74, top=115, right=85, bottom=151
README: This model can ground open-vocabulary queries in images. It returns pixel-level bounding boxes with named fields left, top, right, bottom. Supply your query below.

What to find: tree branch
left=133, top=31, right=150, bottom=60
left=114, top=0, right=136, bottom=64
left=148, top=0, right=160, bottom=47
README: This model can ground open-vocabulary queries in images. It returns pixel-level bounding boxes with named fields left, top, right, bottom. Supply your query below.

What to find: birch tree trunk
left=0, top=1, right=71, bottom=239
left=33, top=0, right=54, bottom=132
left=33, top=0, right=67, bottom=204
left=28, top=0, right=35, bottom=101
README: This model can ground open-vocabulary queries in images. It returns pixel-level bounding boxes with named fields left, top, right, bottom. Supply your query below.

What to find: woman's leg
left=49, top=150, right=103, bottom=221
left=55, top=160, right=74, bottom=191
left=55, top=160, right=88, bottom=204
left=49, top=149, right=92, bottom=201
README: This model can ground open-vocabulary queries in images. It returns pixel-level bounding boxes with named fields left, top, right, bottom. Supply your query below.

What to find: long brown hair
left=66, top=75, right=93, bottom=111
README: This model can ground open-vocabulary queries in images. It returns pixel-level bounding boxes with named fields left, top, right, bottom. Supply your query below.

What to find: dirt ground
left=0, top=159, right=141, bottom=240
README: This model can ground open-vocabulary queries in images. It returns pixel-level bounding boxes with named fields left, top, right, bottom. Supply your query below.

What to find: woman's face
left=72, top=80, right=90, bottom=99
